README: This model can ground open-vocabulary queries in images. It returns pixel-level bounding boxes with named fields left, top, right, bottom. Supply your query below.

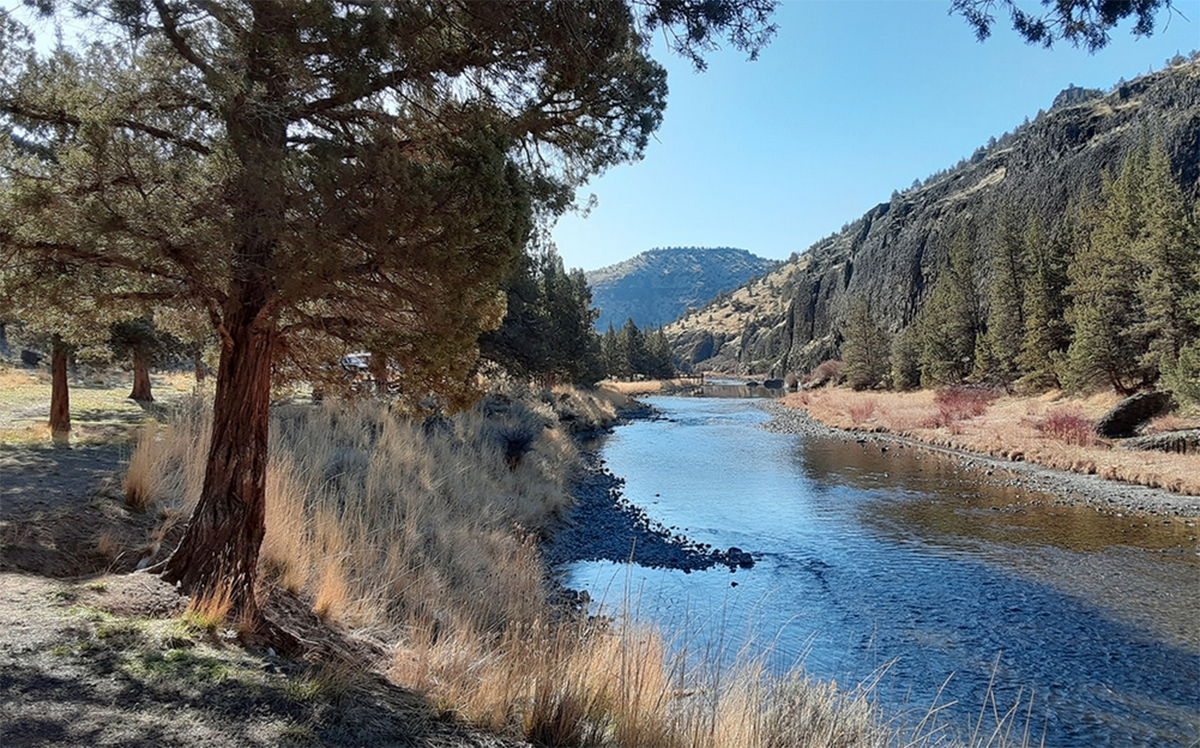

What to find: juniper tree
left=952, top=0, right=1181, bottom=51
left=1, top=1, right=775, bottom=621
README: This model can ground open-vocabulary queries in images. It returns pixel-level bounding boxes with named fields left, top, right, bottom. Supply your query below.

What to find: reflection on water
left=562, top=396, right=1200, bottom=748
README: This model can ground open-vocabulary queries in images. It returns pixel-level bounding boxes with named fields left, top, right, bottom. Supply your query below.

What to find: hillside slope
left=586, top=247, right=776, bottom=331
left=667, top=60, right=1200, bottom=375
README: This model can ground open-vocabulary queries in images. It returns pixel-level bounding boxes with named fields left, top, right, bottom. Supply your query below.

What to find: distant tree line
left=600, top=319, right=676, bottom=381
left=481, top=252, right=676, bottom=385
left=839, top=138, right=1199, bottom=403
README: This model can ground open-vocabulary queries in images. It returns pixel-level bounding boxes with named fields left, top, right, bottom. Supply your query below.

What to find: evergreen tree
left=1061, top=139, right=1190, bottom=393
left=600, top=323, right=620, bottom=379
left=1016, top=216, right=1071, bottom=391
left=841, top=297, right=890, bottom=390
left=978, top=203, right=1025, bottom=383
left=1, top=0, right=774, bottom=619
left=1133, top=140, right=1200, bottom=378
left=917, top=227, right=982, bottom=386
left=613, top=318, right=646, bottom=380
left=890, top=325, right=922, bottom=390
left=643, top=326, right=676, bottom=379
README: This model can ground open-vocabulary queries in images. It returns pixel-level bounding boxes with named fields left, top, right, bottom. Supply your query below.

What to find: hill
left=585, top=247, right=777, bottom=331
left=667, top=59, right=1200, bottom=376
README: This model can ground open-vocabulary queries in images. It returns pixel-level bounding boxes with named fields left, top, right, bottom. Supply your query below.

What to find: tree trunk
left=49, top=334, right=70, bottom=444
left=369, top=349, right=388, bottom=395
left=190, top=342, right=207, bottom=385
left=129, top=346, right=154, bottom=402
left=161, top=303, right=275, bottom=621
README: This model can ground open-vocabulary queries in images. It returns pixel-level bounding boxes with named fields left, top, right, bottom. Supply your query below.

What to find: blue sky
left=552, top=0, right=1200, bottom=273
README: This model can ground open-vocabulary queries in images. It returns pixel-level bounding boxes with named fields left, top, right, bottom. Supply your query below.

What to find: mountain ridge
left=585, top=246, right=777, bottom=331
left=666, top=59, right=1200, bottom=376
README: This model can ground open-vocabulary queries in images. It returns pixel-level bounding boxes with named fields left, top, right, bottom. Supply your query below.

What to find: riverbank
left=762, top=396, right=1200, bottom=520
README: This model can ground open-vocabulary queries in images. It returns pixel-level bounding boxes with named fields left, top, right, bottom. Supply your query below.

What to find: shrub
left=930, top=385, right=997, bottom=425
left=847, top=398, right=877, bottom=424
left=1038, top=408, right=1097, bottom=446
left=803, top=360, right=844, bottom=387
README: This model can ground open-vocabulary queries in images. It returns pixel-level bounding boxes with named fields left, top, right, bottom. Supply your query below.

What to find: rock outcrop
left=667, top=60, right=1200, bottom=376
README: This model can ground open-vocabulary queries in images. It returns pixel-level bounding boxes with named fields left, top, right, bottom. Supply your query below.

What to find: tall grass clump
left=129, top=386, right=1031, bottom=747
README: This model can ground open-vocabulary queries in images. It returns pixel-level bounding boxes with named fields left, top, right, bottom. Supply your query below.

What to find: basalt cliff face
left=585, top=247, right=776, bottom=332
left=667, top=60, right=1200, bottom=375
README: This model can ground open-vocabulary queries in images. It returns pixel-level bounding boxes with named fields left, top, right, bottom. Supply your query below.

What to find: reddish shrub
left=1038, top=409, right=1097, bottom=446
left=847, top=399, right=876, bottom=423
left=932, top=385, right=998, bottom=425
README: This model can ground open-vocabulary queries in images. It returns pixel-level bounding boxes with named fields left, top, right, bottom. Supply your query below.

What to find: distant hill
left=667, top=59, right=1200, bottom=375
left=585, top=247, right=777, bottom=331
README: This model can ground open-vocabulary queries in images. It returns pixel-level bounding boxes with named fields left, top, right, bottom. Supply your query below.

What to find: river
left=560, top=396, right=1200, bottom=747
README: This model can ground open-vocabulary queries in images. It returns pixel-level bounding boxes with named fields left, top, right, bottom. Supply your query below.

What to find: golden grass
left=782, top=388, right=1200, bottom=495
left=600, top=379, right=697, bottom=397
left=0, top=365, right=192, bottom=446
left=126, top=386, right=1033, bottom=747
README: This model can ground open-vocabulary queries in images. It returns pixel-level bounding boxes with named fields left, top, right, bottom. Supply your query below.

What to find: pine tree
left=1133, top=139, right=1200, bottom=378
left=918, top=227, right=982, bottom=386
left=1016, top=216, right=1071, bottom=391
left=978, top=203, right=1025, bottom=383
left=1063, top=139, right=1182, bottom=393
left=841, top=297, right=890, bottom=390
left=890, top=325, right=922, bottom=390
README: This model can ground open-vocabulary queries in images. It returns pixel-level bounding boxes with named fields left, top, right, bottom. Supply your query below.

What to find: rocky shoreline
left=543, top=409, right=755, bottom=575
left=758, top=400, right=1200, bottom=519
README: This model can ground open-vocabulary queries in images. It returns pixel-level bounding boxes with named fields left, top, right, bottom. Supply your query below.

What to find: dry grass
left=783, top=387, right=1200, bottom=495
left=0, top=364, right=191, bottom=446
left=125, top=385, right=1035, bottom=747
left=600, top=379, right=696, bottom=397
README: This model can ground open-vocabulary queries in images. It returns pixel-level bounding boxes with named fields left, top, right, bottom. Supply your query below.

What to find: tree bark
left=49, top=334, right=70, bottom=444
left=369, top=349, right=388, bottom=395
left=161, top=300, right=275, bottom=621
left=129, top=345, right=154, bottom=402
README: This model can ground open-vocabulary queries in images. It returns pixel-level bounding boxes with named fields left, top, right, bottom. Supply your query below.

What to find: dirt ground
left=0, top=367, right=527, bottom=747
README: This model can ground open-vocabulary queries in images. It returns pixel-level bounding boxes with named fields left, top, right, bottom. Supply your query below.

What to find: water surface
left=562, top=396, right=1200, bottom=747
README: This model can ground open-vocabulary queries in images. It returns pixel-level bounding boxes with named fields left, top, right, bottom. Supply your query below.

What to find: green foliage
left=1015, top=216, right=1072, bottom=391
left=890, top=325, right=922, bottom=390
left=601, top=318, right=674, bottom=380
left=840, top=297, right=890, bottom=390
left=1062, top=138, right=1195, bottom=394
left=917, top=227, right=982, bottom=387
left=977, top=204, right=1026, bottom=384
left=952, top=0, right=1172, bottom=51
left=1162, top=341, right=1200, bottom=406
left=481, top=250, right=604, bottom=386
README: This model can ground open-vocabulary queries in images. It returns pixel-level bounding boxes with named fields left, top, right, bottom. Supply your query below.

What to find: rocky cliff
left=586, top=247, right=776, bottom=331
left=667, top=60, right=1200, bottom=375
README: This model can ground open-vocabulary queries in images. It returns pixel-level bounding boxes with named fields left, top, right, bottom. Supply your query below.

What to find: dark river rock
left=555, top=396, right=1200, bottom=748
